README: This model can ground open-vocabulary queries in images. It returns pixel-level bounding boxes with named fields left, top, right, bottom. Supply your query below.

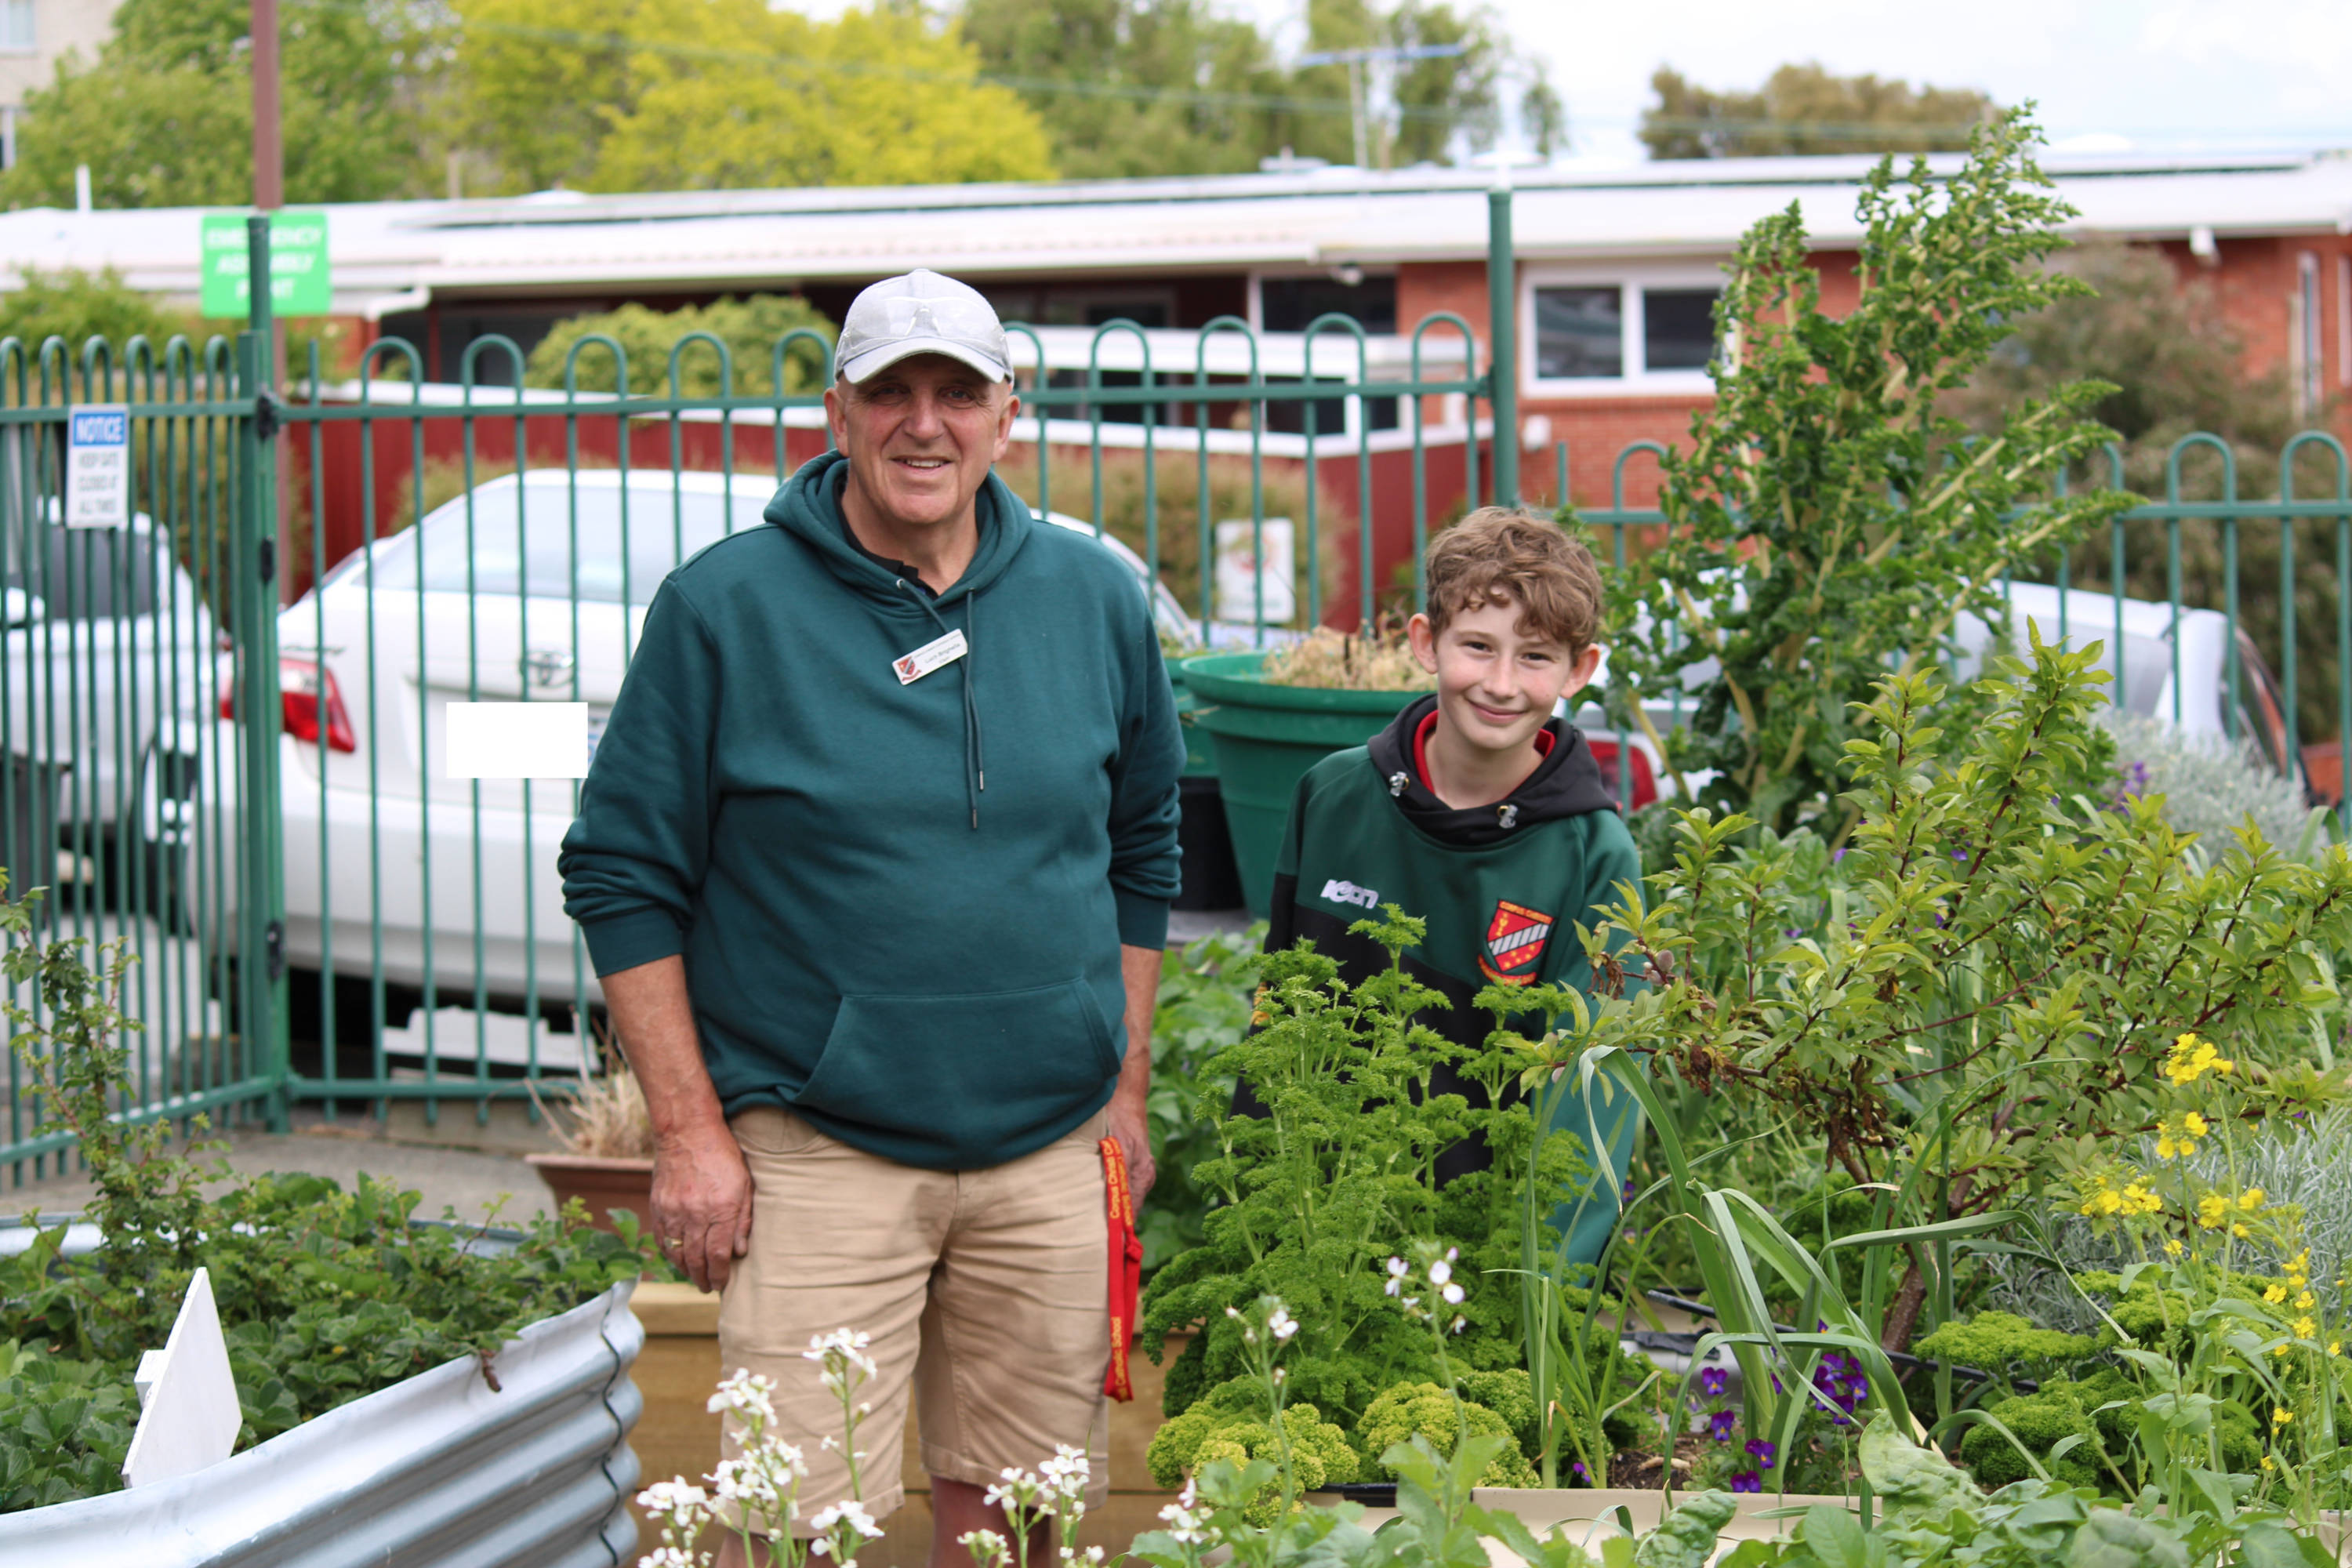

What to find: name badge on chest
left=893, top=628, right=968, bottom=685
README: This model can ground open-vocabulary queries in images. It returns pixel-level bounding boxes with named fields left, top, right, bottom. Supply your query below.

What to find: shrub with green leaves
left=1579, top=633, right=2352, bottom=1351
left=524, top=294, right=834, bottom=397
left=1601, top=109, right=2132, bottom=838
left=0, top=889, right=653, bottom=1512
left=1911, top=1311, right=2094, bottom=1388
left=2099, top=707, right=2325, bottom=858
left=1142, top=926, right=1261, bottom=1273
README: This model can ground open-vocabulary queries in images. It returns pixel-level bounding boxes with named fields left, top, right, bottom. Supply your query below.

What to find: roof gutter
left=361, top=285, right=430, bottom=321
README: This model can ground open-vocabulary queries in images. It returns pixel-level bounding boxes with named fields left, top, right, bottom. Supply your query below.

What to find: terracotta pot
left=526, top=1151, right=655, bottom=1236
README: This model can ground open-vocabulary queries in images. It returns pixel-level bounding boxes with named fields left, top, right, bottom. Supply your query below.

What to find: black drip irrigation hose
left=1641, top=1290, right=2039, bottom=1394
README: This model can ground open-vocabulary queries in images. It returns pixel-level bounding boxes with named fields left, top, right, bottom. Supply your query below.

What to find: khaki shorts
left=717, top=1104, right=1113, bottom=1529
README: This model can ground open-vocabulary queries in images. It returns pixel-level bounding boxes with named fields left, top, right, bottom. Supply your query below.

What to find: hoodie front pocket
left=792, top=978, right=1121, bottom=1164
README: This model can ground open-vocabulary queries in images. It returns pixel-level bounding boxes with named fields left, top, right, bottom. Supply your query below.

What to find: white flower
left=637, top=1480, right=712, bottom=1519
left=1445, top=1247, right=1458, bottom=1262
left=1426, top=1259, right=1452, bottom=1287
left=1267, top=1307, right=1299, bottom=1342
left=709, top=1459, right=779, bottom=1507
left=1387, top=1256, right=1409, bottom=1278
left=1062, top=1548, right=1106, bottom=1566
left=960, top=1530, right=1013, bottom=1568
left=805, top=1329, right=880, bottom=1384
left=1450, top=1316, right=1466, bottom=1335
left=1272, top=1367, right=1287, bottom=1385
left=811, top=1500, right=882, bottom=1541
left=1040, top=1445, right=1091, bottom=1501
left=706, top=1370, right=779, bottom=1425
left=641, top=1549, right=702, bottom=1568
left=1384, top=1277, right=1401, bottom=1298
left=1440, top=1283, right=1465, bottom=1305
left=1157, top=1496, right=1207, bottom=1545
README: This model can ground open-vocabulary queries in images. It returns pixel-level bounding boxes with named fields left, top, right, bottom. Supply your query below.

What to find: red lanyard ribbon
left=1100, top=1136, right=1142, bottom=1403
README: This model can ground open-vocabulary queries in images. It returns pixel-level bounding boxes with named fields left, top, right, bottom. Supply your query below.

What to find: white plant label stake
left=122, top=1265, right=242, bottom=1488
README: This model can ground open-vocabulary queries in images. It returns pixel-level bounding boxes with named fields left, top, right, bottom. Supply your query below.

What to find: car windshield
left=368, top=480, right=771, bottom=604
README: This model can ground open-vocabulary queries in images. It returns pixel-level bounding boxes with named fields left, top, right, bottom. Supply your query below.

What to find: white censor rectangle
left=67, top=404, right=131, bottom=529
left=444, top=702, right=591, bottom=779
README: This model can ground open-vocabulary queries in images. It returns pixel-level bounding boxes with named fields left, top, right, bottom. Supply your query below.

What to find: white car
left=146, top=466, right=1207, bottom=1021
left=3, top=512, right=217, bottom=884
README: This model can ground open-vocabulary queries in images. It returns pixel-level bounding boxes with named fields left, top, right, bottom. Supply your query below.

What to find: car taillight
left=1587, top=738, right=1658, bottom=811
left=219, top=657, right=356, bottom=753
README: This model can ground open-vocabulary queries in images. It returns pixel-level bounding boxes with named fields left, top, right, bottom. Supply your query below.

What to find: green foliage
left=1192, top=1403, right=1362, bottom=1512
left=1587, top=638, right=2352, bottom=1227
left=2098, top=710, right=2323, bottom=861
left=1356, top=1382, right=1536, bottom=1486
left=0, top=0, right=445, bottom=208
left=1640, top=62, right=2000, bottom=159
left=524, top=296, right=835, bottom=399
left=0, top=1341, right=137, bottom=1511
left=1604, top=111, right=2132, bottom=837
left=1141, top=926, right=1262, bottom=1273
left=1914, top=1312, right=2096, bottom=1385
left=1632, top=1490, right=1736, bottom=1568
left=1138, top=909, right=1589, bottom=1427
left=961, top=0, right=1558, bottom=178
left=452, top=0, right=1054, bottom=195
left=1957, top=1369, right=2137, bottom=1490
left=0, top=269, right=187, bottom=366
left=0, top=888, right=653, bottom=1511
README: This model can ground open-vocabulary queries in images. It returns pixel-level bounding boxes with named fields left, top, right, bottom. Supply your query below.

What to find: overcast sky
left=1229, top=0, right=2352, bottom=162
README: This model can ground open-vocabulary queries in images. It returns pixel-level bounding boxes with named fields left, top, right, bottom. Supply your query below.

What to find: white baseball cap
left=834, top=269, right=1014, bottom=386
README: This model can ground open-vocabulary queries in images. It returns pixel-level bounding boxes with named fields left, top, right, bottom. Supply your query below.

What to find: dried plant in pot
left=526, top=1031, right=658, bottom=1238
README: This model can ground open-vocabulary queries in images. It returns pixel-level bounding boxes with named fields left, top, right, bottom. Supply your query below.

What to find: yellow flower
left=2241, top=1189, right=2267, bottom=1211
left=2164, top=1239, right=2185, bottom=1258
left=2296, top=1292, right=2315, bottom=1311
left=2266, top=1285, right=2289, bottom=1304
left=2274, top=1342, right=2294, bottom=1356
left=2182, top=1111, right=2209, bottom=1137
left=2121, top=1183, right=2162, bottom=1215
left=2274, top=1408, right=2294, bottom=1428
left=2296, top=1317, right=2318, bottom=1338
left=2165, top=1033, right=2235, bottom=1083
left=2236, top=1224, right=2253, bottom=1239
left=2330, top=1342, right=2342, bottom=1358
left=2197, top=1194, right=2229, bottom=1229
left=2263, top=1455, right=2278, bottom=1472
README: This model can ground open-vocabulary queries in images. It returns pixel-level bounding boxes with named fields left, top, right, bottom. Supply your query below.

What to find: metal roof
left=2, top=149, right=2347, bottom=316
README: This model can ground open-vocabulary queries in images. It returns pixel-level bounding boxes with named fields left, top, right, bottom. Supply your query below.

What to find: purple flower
left=1732, top=1470, right=1762, bottom=1494
left=1699, top=1367, right=1729, bottom=1399
left=1570, top=1461, right=1588, bottom=1481
left=1622, top=1178, right=1638, bottom=1203
left=1708, top=1410, right=1737, bottom=1442
left=1745, top=1438, right=1777, bottom=1467
left=1831, top=848, right=1848, bottom=863
left=1952, top=848, right=1969, bottom=862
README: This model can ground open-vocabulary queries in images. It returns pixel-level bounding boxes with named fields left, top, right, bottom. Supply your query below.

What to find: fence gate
left=1, top=218, right=289, bottom=1177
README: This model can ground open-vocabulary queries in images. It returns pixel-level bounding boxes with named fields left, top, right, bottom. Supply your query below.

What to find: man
left=559, top=269, right=1184, bottom=1564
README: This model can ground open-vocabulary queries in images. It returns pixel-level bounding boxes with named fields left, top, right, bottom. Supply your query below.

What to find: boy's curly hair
left=1424, top=507, right=1603, bottom=655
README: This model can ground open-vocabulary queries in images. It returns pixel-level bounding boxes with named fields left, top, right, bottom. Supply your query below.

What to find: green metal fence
left=3, top=191, right=2348, bottom=1175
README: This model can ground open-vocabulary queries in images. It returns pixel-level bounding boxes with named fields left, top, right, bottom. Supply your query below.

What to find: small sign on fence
left=65, top=404, right=129, bottom=528
left=199, top=209, right=332, bottom=318
left=1214, top=517, right=1297, bottom=626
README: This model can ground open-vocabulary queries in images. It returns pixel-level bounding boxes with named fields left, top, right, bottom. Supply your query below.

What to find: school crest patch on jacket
left=1479, top=899, right=1554, bottom=984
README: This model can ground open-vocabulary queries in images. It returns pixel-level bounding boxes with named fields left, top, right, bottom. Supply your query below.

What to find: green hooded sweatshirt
left=558, top=452, right=1185, bottom=1171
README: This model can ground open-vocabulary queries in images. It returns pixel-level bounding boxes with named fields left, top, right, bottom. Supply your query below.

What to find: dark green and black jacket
left=1247, top=695, right=1645, bottom=1260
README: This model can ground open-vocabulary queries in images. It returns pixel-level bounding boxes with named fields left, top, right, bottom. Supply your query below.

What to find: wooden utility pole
left=252, top=0, right=293, bottom=604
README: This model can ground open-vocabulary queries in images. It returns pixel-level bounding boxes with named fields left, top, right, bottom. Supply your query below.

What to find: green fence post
left=236, top=214, right=290, bottom=1132
left=1486, top=183, right=1519, bottom=509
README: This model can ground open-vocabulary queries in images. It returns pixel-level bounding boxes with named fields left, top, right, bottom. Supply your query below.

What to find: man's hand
left=652, top=1121, right=754, bottom=1293
left=601, top=954, right=749, bottom=1293
left=1113, top=942, right=1162, bottom=1202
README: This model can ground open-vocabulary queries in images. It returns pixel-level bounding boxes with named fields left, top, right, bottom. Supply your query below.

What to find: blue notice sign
left=67, top=405, right=130, bottom=528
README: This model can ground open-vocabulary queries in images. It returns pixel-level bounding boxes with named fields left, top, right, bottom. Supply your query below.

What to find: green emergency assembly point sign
left=200, top=210, right=331, bottom=318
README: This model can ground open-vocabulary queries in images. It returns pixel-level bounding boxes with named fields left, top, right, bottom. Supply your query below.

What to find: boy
left=1256, top=506, right=1642, bottom=1265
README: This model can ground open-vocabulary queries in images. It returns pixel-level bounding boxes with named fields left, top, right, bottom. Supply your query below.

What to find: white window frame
left=1521, top=263, right=1726, bottom=399
left=0, top=0, right=31, bottom=53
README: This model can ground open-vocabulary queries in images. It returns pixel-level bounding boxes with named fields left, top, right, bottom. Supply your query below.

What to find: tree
left=956, top=0, right=1289, bottom=180
left=448, top=0, right=1054, bottom=194
left=524, top=295, right=835, bottom=397
left=0, top=269, right=187, bottom=365
left=962, top=0, right=1559, bottom=179
left=1640, top=61, right=1999, bottom=160
left=0, top=0, right=445, bottom=209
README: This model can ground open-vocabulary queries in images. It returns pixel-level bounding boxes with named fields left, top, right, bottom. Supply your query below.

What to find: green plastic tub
left=1180, top=651, right=1426, bottom=916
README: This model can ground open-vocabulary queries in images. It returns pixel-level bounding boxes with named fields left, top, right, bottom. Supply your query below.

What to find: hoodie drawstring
left=899, top=579, right=986, bottom=829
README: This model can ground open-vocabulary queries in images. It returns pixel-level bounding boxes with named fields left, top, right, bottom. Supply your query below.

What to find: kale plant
left=1139, top=910, right=1585, bottom=1428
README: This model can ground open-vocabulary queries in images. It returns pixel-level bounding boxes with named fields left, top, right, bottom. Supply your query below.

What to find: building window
left=1528, top=277, right=1723, bottom=390
left=0, top=0, right=31, bottom=50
